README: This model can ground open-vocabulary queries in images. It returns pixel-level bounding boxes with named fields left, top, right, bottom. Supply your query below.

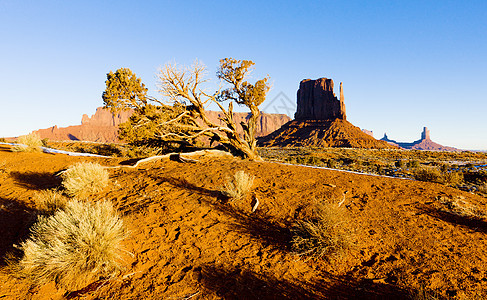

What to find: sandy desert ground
left=1, top=144, right=487, bottom=299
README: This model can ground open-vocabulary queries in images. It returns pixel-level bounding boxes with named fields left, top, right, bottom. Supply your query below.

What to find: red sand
left=1, top=144, right=486, bottom=299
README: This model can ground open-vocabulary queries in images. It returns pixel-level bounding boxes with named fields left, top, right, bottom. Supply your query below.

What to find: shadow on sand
left=0, top=197, right=38, bottom=266
left=199, top=264, right=411, bottom=300
left=153, top=176, right=413, bottom=299
left=422, top=205, right=487, bottom=233
left=10, top=171, right=61, bottom=190
left=155, top=176, right=292, bottom=251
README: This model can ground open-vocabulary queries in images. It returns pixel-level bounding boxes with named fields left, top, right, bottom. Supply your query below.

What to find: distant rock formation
left=259, top=77, right=396, bottom=149
left=295, top=78, right=346, bottom=120
left=34, top=107, right=291, bottom=143
left=381, top=127, right=460, bottom=151
left=81, top=107, right=132, bottom=127
left=362, top=129, right=374, bottom=137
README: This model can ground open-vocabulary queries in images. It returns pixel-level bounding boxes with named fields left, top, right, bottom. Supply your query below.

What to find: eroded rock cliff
left=294, top=78, right=346, bottom=120
left=34, top=107, right=291, bottom=143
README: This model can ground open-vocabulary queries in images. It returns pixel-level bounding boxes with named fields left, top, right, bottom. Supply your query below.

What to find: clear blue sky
left=1, top=0, right=486, bottom=149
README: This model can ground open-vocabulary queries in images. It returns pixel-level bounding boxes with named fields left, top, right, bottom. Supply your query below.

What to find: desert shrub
left=414, top=167, right=442, bottom=183
left=291, top=202, right=351, bottom=259
left=0, top=137, right=7, bottom=143
left=477, top=183, right=487, bottom=195
left=441, top=171, right=463, bottom=186
left=61, top=162, right=110, bottom=197
left=412, top=285, right=440, bottom=300
left=375, top=164, right=385, bottom=175
left=414, top=167, right=463, bottom=186
left=41, top=138, right=49, bottom=147
left=123, top=145, right=162, bottom=158
left=325, top=159, right=337, bottom=168
left=395, top=160, right=405, bottom=169
left=9, top=200, right=127, bottom=290
left=34, top=189, right=69, bottom=215
left=12, top=133, right=43, bottom=152
left=438, top=196, right=485, bottom=219
left=407, top=160, right=421, bottom=169
left=222, top=170, right=255, bottom=200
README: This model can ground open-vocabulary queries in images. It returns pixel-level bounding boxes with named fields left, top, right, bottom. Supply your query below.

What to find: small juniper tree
left=102, top=59, right=270, bottom=160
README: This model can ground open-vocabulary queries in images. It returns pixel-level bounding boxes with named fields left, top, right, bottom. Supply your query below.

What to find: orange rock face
left=295, top=78, right=346, bottom=121
left=259, top=77, right=395, bottom=149
left=34, top=107, right=291, bottom=143
left=258, top=119, right=396, bottom=149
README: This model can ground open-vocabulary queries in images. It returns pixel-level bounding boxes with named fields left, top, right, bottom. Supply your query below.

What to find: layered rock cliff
left=34, top=107, right=291, bottom=143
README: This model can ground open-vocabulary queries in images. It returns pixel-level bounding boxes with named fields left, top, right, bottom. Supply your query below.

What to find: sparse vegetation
left=291, top=202, right=351, bottom=259
left=414, top=167, right=463, bottom=186
left=34, top=189, right=69, bottom=215
left=8, top=200, right=127, bottom=290
left=259, top=147, right=487, bottom=195
left=12, top=133, right=43, bottom=152
left=61, top=162, right=110, bottom=197
left=412, top=285, right=440, bottom=300
left=222, top=170, right=255, bottom=200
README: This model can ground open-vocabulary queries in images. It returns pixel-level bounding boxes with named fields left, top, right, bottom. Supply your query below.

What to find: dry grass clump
left=414, top=167, right=463, bottom=186
left=222, top=170, right=255, bottom=200
left=477, top=183, right=487, bottom=195
left=33, top=189, right=69, bottom=215
left=438, top=196, right=486, bottom=219
left=12, top=133, right=43, bottom=152
left=291, top=202, right=351, bottom=259
left=9, top=200, right=127, bottom=290
left=61, top=162, right=110, bottom=197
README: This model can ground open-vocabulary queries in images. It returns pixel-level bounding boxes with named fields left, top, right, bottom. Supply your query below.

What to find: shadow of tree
left=154, top=176, right=292, bottom=251
left=422, top=205, right=487, bottom=233
left=10, top=171, right=61, bottom=190
left=199, top=264, right=411, bottom=300
left=0, top=197, right=37, bottom=266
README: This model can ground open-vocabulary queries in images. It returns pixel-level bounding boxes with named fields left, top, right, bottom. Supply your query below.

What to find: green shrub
left=222, top=170, right=255, bottom=200
left=8, top=200, right=127, bottom=290
left=12, top=133, right=43, bottom=152
left=291, top=202, right=351, bottom=259
left=61, top=162, right=110, bottom=197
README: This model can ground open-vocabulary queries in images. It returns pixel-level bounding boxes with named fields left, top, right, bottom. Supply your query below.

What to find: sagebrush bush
left=9, top=200, right=127, bottom=290
left=12, top=133, right=43, bottom=152
left=61, top=162, right=110, bottom=197
left=34, top=189, right=69, bottom=215
left=438, top=196, right=485, bottom=219
left=291, top=202, right=351, bottom=259
left=222, top=170, right=255, bottom=200
left=414, top=167, right=463, bottom=186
